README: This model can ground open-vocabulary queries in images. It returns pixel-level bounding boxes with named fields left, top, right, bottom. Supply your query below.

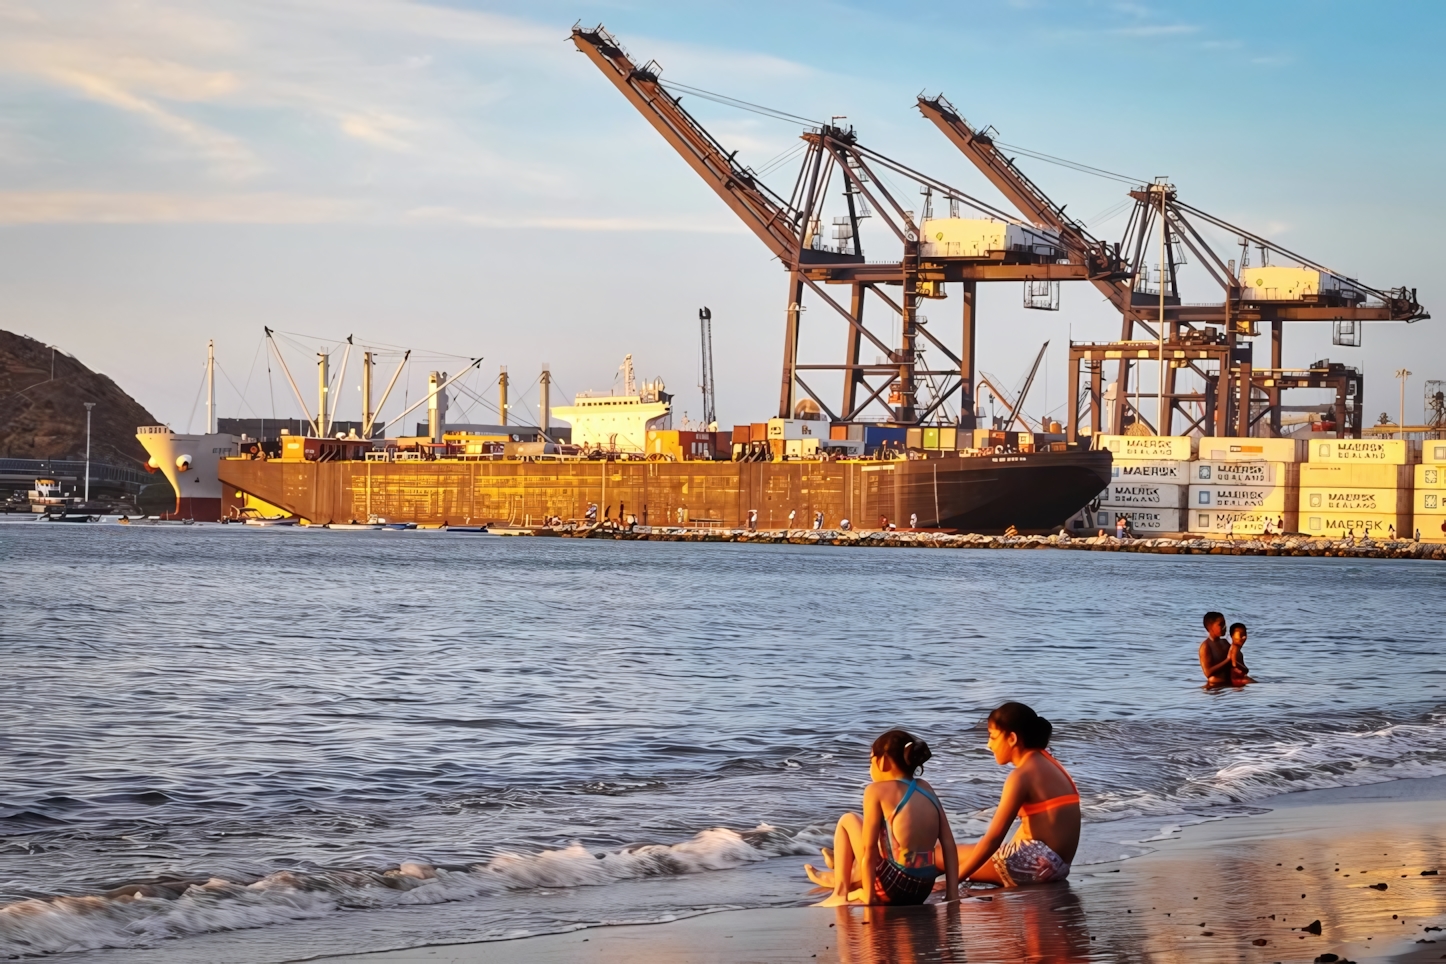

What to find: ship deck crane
left=572, top=26, right=1119, bottom=428
left=699, top=307, right=717, bottom=429
left=918, top=94, right=1427, bottom=440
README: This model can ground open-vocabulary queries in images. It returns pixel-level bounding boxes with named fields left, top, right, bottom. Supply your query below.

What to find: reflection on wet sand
left=828, top=887, right=1091, bottom=964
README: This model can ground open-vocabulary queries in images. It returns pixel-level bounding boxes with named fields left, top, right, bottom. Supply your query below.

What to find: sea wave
left=0, top=825, right=818, bottom=957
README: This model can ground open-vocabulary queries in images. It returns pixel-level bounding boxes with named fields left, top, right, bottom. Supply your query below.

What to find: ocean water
left=1, top=525, right=1443, bottom=961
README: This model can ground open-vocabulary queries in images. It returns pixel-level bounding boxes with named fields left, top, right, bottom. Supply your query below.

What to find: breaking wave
left=0, top=825, right=820, bottom=957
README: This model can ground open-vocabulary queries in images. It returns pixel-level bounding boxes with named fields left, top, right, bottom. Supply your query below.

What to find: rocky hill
left=0, top=330, right=161, bottom=467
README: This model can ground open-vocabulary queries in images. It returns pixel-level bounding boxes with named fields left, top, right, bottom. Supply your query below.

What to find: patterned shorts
left=990, top=837, right=1071, bottom=887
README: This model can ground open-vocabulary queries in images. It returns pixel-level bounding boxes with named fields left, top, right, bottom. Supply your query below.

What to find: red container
left=750, top=422, right=769, bottom=442
left=732, top=425, right=751, bottom=446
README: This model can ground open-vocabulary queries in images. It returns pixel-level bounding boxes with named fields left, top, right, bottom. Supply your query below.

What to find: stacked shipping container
left=1188, top=437, right=1305, bottom=536
left=1416, top=442, right=1446, bottom=542
left=1299, top=439, right=1418, bottom=539
left=1091, top=435, right=1195, bottom=534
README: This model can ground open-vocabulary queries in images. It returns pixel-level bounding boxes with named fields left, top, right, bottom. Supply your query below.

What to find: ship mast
left=206, top=339, right=215, bottom=434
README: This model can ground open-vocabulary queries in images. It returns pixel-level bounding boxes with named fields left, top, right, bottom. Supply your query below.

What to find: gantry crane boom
left=571, top=26, right=803, bottom=264
left=917, top=95, right=1129, bottom=307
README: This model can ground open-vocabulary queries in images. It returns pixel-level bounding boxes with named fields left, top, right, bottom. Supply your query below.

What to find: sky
left=0, top=0, right=1442, bottom=433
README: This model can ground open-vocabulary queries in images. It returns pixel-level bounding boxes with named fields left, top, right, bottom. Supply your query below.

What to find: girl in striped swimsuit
left=806, top=729, right=960, bottom=905
left=940, top=702, right=1080, bottom=888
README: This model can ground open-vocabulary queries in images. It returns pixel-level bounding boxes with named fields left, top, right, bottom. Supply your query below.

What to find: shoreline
left=301, top=777, right=1446, bottom=964
left=583, top=525, right=1446, bottom=560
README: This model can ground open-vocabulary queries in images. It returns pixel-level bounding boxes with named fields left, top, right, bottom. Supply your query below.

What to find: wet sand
left=304, top=777, right=1446, bottom=964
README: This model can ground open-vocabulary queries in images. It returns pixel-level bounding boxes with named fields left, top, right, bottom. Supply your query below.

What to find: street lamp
left=1396, top=369, right=1412, bottom=438
left=83, top=402, right=95, bottom=504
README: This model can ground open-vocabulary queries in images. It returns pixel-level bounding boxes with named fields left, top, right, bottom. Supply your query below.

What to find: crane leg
left=779, top=271, right=804, bottom=419
left=959, top=281, right=977, bottom=429
left=842, top=283, right=864, bottom=420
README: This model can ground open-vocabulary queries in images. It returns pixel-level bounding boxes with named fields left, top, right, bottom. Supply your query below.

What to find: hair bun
left=904, top=739, right=932, bottom=768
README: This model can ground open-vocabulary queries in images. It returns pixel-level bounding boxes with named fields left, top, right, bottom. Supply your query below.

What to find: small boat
left=329, top=522, right=384, bottom=530
left=38, top=513, right=99, bottom=523
left=381, top=522, right=417, bottom=530
left=444, top=524, right=489, bottom=533
left=244, top=516, right=298, bottom=527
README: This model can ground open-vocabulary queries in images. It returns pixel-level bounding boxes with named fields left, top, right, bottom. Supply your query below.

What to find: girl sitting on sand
left=939, top=702, right=1080, bottom=888
left=805, top=729, right=960, bottom=905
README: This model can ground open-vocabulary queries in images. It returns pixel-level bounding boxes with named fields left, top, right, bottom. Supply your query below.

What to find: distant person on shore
left=813, top=510, right=824, bottom=530
left=1198, top=611, right=1234, bottom=688
left=910, top=513, right=918, bottom=529
left=840, top=518, right=851, bottom=531
left=1227, top=622, right=1255, bottom=686
left=1115, top=517, right=1127, bottom=540
left=938, top=702, right=1079, bottom=888
left=804, top=730, right=959, bottom=905
left=748, top=508, right=758, bottom=531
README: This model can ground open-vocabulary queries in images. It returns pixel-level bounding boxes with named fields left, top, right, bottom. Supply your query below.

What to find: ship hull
left=135, top=429, right=240, bottom=521
left=219, top=452, right=1111, bottom=533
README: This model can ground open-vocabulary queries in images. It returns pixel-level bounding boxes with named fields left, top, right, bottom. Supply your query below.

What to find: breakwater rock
left=582, top=526, right=1446, bottom=560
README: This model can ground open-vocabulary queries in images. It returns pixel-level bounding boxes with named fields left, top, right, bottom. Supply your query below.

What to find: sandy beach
left=307, top=777, right=1446, bottom=964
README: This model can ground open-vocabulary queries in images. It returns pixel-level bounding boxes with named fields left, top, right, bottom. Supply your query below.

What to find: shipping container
left=732, top=425, right=751, bottom=446
left=1414, top=513, right=1446, bottom=543
left=1190, top=484, right=1296, bottom=512
left=829, top=424, right=849, bottom=441
left=1416, top=490, right=1446, bottom=514
left=1111, top=459, right=1190, bottom=483
left=905, top=427, right=923, bottom=450
left=768, top=418, right=829, bottom=441
left=1416, top=464, right=1446, bottom=490
left=1300, top=487, right=1409, bottom=514
left=1097, top=435, right=1196, bottom=461
left=862, top=425, right=908, bottom=454
left=1309, top=438, right=1418, bottom=464
left=1189, top=510, right=1299, bottom=535
left=1199, top=437, right=1307, bottom=463
left=1300, top=463, right=1413, bottom=488
left=1192, top=461, right=1298, bottom=486
left=1101, top=482, right=1189, bottom=508
left=750, top=422, right=769, bottom=443
left=1302, top=512, right=1409, bottom=538
left=1099, top=507, right=1188, bottom=533
left=922, top=427, right=940, bottom=449
left=1237, top=266, right=1353, bottom=301
left=1425, top=442, right=1446, bottom=465
left=918, top=218, right=1061, bottom=259
left=939, top=427, right=958, bottom=450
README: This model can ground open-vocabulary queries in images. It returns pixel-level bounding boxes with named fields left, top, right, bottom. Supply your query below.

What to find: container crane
left=572, top=25, right=1106, bottom=429
left=919, top=94, right=1428, bottom=440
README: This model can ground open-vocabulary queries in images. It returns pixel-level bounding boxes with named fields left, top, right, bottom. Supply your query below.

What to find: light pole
left=83, top=402, right=95, bottom=503
left=1396, top=369, right=1412, bottom=438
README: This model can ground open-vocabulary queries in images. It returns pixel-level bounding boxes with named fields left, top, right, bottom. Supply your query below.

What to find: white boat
left=328, top=522, right=384, bottom=530
left=243, top=516, right=298, bottom=527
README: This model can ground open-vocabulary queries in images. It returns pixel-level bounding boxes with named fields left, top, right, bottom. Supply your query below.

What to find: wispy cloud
left=406, top=206, right=746, bottom=233
left=0, top=191, right=364, bottom=223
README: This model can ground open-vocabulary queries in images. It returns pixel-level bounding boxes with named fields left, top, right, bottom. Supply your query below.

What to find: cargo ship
left=144, top=346, right=1110, bottom=531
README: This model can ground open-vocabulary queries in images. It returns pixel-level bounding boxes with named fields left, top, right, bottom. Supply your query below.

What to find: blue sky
left=1, top=0, right=1441, bottom=431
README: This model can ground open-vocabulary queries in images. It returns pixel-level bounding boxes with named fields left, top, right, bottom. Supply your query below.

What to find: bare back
left=866, top=779, right=942, bottom=859
left=1008, top=753, right=1081, bottom=863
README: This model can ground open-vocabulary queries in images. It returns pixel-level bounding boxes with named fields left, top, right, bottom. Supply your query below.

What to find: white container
left=1424, top=442, right=1446, bottom=465
left=1414, top=513, right=1446, bottom=543
left=1237, top=266, right=1356, bottom=301
left=1302, top=512, right=1409, bottom=538
left=1416, top=465, right=1446, bottom=490
left=1189, top=509, right=1297, bottom=536
left=1112, top=459, right=1189, bottom=483
left=1300, top=487, right=1409, bottom=514
left=1192, top=461, right=1298, bottom=486
left=1098, top=507, right=1187, bottom=534
left=1190, top=484, right=1294, bottom=512
left=1301, top=463, right=1414, bottom=488
left=1101, top=482, right=1188, bottom=508
left=918, top=218, right=1061, bottom=259
left=767, top=418, right=829, bottom=441
left=1310, top=438, right=1417, bottom=464
left=1097, top=435, right=1196, bottom=461
left=1199, top=437, right=1307, bottom=462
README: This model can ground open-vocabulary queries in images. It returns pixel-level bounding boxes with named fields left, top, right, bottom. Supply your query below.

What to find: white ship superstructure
left=549, top=354, right=671, bottom=454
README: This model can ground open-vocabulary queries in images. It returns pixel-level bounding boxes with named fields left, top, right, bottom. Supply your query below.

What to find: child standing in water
left=805, top=729, right=959, bottom=905
left=1198, top=611, right=1233, bottom=688
left=1227, top=622, right=1255, bottom=686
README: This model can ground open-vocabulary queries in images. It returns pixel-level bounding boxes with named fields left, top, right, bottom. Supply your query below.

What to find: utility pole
left=540, top=364, right=551, bottom=437
left=1397, top=368, right=1412, bottom=437
left=1156, top=180, right=1167, bottom=436
left=83, top=402, right=95, bottom=503
left=699, top=307, right=716, bottom=429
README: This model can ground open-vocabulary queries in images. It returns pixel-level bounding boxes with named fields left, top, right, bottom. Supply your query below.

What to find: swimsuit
left=990, top=751, right=1077, bottom=887
left=871, top=779, right=942, bottom=905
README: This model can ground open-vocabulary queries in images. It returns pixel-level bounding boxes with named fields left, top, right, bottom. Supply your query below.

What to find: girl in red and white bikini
left=940, top=702, right=1080, bottom=888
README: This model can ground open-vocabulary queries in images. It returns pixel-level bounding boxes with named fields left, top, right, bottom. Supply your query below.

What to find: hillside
left=0, top=330, right=161, bottom=467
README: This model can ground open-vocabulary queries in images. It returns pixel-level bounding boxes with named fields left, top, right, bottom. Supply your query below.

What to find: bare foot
left=814, top=889, right=854, bottom=907
left=821, top=846, right=835, bottom=869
